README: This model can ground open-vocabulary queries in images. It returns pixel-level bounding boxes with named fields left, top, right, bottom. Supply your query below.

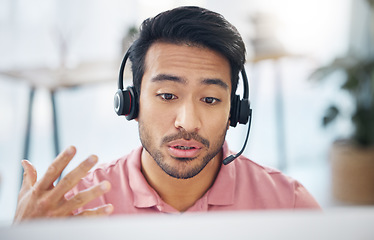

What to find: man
left=13, top=6, right=320, bottom=222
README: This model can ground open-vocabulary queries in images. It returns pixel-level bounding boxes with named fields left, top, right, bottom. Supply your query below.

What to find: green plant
left=310, top=56, right=374, bottom=147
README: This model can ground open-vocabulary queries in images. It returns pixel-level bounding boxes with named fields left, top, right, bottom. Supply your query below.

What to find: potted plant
left=310, top=0, right=374, bottom=204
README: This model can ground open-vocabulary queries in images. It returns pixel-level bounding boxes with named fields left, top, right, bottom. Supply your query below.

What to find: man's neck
left=141, top=150, right=222, bottom=212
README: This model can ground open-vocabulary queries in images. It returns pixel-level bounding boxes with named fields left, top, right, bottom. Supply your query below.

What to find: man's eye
left=202, top=97, right=220, bottom=104
left=158, top=93, right=177, bottom=101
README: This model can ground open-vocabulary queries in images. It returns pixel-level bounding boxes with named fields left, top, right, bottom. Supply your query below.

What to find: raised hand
left=13, top=146, right=113, bottom=223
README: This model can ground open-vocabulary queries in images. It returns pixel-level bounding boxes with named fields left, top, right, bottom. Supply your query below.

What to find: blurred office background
left=0, top=0, right=371, bottom=224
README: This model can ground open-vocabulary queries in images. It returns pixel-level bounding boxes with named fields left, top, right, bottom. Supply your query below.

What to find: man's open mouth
left=173, top=146, right=196, bottom=150
left=167, top=140, right=203, bottom=159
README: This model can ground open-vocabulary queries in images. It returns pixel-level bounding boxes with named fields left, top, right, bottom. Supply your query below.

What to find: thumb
left=21, top=160, right=37, bottom=190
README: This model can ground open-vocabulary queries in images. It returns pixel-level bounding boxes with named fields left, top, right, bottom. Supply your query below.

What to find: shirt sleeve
left=293, top=181, right=321, bottom=209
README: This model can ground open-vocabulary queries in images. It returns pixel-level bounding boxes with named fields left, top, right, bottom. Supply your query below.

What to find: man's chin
left=171, top=157, right=197, bottom=162
left=163, top=168, right=201, bottom=179
left=160, top=157, right=210, bottom=179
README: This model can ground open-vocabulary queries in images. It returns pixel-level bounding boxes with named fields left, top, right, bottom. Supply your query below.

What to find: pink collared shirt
left=66, top=142, right=320, bottom=214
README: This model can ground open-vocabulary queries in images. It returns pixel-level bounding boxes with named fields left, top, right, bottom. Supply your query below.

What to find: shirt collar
left=206, top=141, right=236, bottom=206
left=128, top=147, right=160, bottom=208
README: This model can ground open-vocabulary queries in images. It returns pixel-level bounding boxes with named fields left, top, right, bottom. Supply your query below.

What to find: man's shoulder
left=232, top=154, right=298, bottom=194
left=230, top=154, right=321, bottom=209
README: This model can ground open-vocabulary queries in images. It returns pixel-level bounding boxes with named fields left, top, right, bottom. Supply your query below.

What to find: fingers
left=37, top=146, right=76, bottom=191
left=14, top=146, right=113, bottom=222
left=21, top=160, right=37, bottom=189
left=75, top=204, right=114, bottom=217
left=52, top=155, right=98, bottom=200
left=62, top=181, right=111, bottom=214
left=19, top=160, right=37, bottom=198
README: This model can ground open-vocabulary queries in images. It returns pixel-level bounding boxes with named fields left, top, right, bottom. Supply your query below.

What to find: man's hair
left=129, top=6, right=246, bottom=98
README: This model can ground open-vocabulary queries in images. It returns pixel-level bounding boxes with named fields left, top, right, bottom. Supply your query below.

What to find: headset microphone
left=223, top=108, right=252, bottom=165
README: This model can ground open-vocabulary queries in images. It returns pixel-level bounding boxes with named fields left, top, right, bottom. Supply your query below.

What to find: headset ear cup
left=113, top=86, right=138, bottom=120
left=238, top=99, right=250, bottom=124
left=114, top=89, right=126, bottom=116
left=229, top=95, right=240, bottom=127
left=230, top=95, right=251, bottom=127
left=125, top=86, right=138, bottom=120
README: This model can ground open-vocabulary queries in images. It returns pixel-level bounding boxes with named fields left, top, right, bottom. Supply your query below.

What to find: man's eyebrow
left=201, top=78, right=229, bottom=90
left=151, top=74, right=187, bottom=84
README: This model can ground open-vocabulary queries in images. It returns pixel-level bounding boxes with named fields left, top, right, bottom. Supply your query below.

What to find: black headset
left=114, top=47, right=253, bottom=164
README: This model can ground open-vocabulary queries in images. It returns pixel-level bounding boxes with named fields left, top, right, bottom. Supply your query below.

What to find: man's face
left=138, top=42, right=232, bottom=179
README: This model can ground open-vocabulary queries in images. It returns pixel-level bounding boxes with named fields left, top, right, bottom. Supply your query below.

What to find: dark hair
left=129, top=6, right=246, bottom=98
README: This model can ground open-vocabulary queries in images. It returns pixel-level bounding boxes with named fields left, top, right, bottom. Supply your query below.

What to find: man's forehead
left=143, top=42, right=232, bottom=89
left=146, top=42, right=229, bottom=65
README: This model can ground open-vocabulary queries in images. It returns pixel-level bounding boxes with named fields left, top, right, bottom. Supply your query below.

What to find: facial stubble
left=138, top=121, right=228, bottom=179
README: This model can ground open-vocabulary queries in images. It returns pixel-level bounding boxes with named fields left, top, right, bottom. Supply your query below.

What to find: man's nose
left=174, top=101, right=201, bottom=132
